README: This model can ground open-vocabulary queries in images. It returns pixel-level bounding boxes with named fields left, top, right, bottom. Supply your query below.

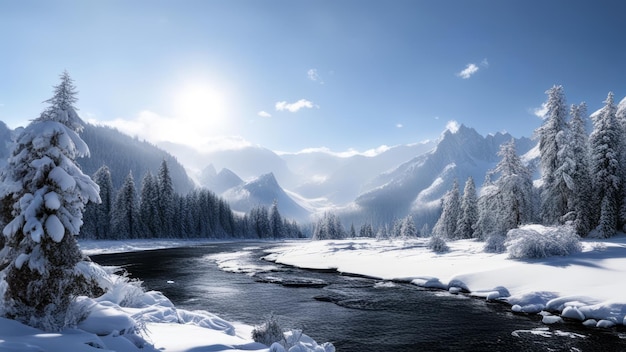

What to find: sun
left=173, top=81, right=229, bottom=132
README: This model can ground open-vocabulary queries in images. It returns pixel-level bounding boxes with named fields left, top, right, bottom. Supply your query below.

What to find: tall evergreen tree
left=269, top=200, right=283, bottom=238
left=568, top=103, right=593, bottom=236
left=432, top=179, right=461, bottom=238
left=536, top=85, right=569, bottom=224
left=455, top=176, right=478, bottom=239
left=139, top=171, right=159, bottom=237
left=475, top=140, right=534, bottom=239
left=589, top=92, right=620, bottom=237
left=400, top=215, right=417, bottom=239
left=111, top=171, right=141, bottom=239
left=157, top=160, right=175, bottom=237
left=0, top=71, right=102, bottom=330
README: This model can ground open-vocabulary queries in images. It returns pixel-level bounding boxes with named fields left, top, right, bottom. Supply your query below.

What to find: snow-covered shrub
left=505, top=225, right=582, bottom=259
left=428, top=235, right=449, bottom=253
left=483, top=232, right=507, bottom=253
left=252, top=313, right=285, bottom=347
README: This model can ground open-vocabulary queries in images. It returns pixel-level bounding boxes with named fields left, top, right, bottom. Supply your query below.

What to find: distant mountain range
left=166, top=125, right=535, bottom=227
left=0, top=119, right=537, bottom=228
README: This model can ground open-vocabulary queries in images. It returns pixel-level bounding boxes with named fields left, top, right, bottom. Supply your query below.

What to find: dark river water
left=91, top=242, right=626, bottom=352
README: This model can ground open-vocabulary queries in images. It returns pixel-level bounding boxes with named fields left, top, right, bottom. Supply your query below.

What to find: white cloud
left=481, top=58, right=489, bottom=67
left=446, top=120, right=460, bottom=133
left=457, top=63, right=480, bottom=79
left=533, top=102, right=549, bottom=118
left=90, top=110, right=251, bottom=153
left=396, top=123, right=403, bottom=128
left=258, top=110, right=272, bottom=118
left=307, top=69, right=323, bottom=84
left=275, top=99, right=317, bottom=113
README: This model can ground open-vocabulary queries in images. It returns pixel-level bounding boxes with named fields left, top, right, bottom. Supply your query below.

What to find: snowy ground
left=264, top=234, right=626, bottom=329
left=0, top=239, right=334, bottom=352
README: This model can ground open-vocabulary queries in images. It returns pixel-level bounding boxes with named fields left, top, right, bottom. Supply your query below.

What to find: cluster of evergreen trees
left=312, top=211, right=423, bottom=240
left=82, top=161, right=304, bottom=240
left=433, top=86, right=626, bottom=240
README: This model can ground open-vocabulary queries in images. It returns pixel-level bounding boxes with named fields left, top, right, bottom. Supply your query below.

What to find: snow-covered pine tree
left=375, top=224, right=388, bottom=240
left=139, top=171, right=159, bottom=237
left=359, top=223, right=374, bottom=237
left=157, top=160, right=175, bottom=237
left=455, top=176, right=478, bottom=239
left=349, top=223, right=357, bottom=238
left=617, top=98, right=626, bottom=230
left=493, top=139, right=534, bottom=230
left=432, top=179, right=460, bottom=238
left=589, top=92, right=620, bottom=237
left=269, top=200, right=283, bottom=238
left=536, top=85, right=569, bottom=224
left=391, top=218, right=403, bottom=238
left=0, top=71, right=103, bottom=330
left=400, top=215, right=417, bottom=239
left=475, top=139, right=534, bottom=241
left=111, top=171, right=141, bottom=239
left=568, top=103, right=593, bottom=236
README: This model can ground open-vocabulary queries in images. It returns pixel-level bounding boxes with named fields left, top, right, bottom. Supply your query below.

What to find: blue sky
left=1, top=0, right=626, bottom=155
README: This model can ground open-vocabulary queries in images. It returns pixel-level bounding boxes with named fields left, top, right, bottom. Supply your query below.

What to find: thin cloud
left=446, top=120, right=460, bottom=133
left=307, top=68, right=323, bottom=84
left=258, top=111, right=272, bottom=118
left=533, top=102, right=549, bottom=118
left=396, top=123, right=403, bottom=128
left=457, top=63, right=479, bottom=79
left=275, top=99, right=317, bottom=113
left=457, top=59, right=488, bottom=79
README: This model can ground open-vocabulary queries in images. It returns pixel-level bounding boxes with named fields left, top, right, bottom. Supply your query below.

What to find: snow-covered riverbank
left=0, top=240, right=334, bottom=352
left=264, top=235, right=626, bottom=328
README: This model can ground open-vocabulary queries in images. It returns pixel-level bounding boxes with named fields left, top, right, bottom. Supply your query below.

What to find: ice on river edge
left=265, top=234, right=626, bottom=330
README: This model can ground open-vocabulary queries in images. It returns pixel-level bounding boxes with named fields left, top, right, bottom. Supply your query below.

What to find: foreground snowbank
left=265, top=232, right=626, bottom=328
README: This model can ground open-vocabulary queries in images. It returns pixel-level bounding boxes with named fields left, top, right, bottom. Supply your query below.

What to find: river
left=91, top=242, right=626, bottom=351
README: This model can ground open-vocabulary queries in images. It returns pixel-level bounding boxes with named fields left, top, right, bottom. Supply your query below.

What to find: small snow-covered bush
left=252, top=313, right=284, bottom=347
left=483, top=232, right=507, bottom=253
left=505, top=225, right=582, bottom=259
left=428, top=235, right=449, bottom=253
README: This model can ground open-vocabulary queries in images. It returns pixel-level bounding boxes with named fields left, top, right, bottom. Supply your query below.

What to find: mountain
left=281, top=141, right=437, bottom=205
left=158, top=142, right=294, bottom=185
left=222, top=173, right=310, bottom=222
left=200, top=166, right=244, bottom=194
left=350, top=125, right=535, bottom=226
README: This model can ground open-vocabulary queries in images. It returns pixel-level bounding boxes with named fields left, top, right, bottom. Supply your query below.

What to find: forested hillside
left=78, top=124, right=195, bottom=194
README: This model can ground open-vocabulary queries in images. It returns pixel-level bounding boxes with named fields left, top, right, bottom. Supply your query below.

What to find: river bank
left=264, top=236, right=626, bottom=331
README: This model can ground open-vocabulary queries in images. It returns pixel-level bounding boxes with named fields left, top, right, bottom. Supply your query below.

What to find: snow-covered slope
left=352, top=125, right=535, bottom=226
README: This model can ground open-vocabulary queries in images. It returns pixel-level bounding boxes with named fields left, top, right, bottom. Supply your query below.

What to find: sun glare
left=174, top=82, right=228, bottom=127
left=167, top=80, right=233, bottom=149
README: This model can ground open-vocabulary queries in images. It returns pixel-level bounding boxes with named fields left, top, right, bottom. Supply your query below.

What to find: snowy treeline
left=312, top=211, right=421, bottom=241
left=433, top=86, right=626, bottom=243
left=82, top=163, right=303, bottom=240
